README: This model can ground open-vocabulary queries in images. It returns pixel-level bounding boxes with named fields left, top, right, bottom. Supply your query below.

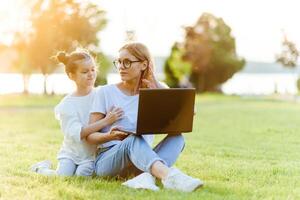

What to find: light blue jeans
left=57, top=159, right=94, bottom=176
left=37, top=158, right=94, bottom=176
left=95, top=134, right=185, bottom=177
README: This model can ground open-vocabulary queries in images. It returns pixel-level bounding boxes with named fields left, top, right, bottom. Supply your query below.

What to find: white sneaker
left=122, top=172, right=160, bottom=191
left=30, top=160, right=52, bottom=173
left=162, top=167, right=203, bottom=192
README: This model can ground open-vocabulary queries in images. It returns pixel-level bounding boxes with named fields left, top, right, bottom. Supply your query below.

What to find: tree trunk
left=22, top=74, right=30, bottom=95
left=297, top=74, right=300, bottom=95
left=199, top=73, right=205, bottom=93
left=43, top=74, right=48, bottom=95
left=190, top=72, right=205, bottom=93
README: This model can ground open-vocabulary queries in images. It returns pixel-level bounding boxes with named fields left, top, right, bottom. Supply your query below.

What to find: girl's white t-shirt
left=55, top=89, right=97, bottom=164
left=90, top=84, right=154, bottom=148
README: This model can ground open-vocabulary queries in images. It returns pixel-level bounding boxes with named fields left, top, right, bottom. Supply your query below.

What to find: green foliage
left=180, top=13, right=245, bottom=92
left=276, top=33, right=300, bottom=93
left=1, top=94, right=300, bottom=199
left=297, top=77, right=300, bottom=94
left=276, top=34, right=299, bottom=68
left=13, top=0, right=107, bottom=94
left=94, top=53, right=112, bottom=86
left=164, top=43, right=191, bottom=87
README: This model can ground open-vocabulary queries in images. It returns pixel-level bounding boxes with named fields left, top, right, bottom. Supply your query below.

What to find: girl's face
left=71, top=61, right=97, bottom=88
left=117, top=49, right=147, bottom=82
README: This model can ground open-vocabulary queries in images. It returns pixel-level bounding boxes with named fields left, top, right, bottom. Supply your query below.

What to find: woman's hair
left=55, top=49, right=95, bottom=75
left=119, top=42, right=155, bottom=88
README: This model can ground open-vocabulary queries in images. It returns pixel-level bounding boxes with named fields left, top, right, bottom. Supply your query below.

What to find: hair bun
left=56, top=51, right=69, bottom=65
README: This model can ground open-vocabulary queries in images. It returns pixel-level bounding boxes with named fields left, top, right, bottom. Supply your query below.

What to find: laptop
left=123, top=88, right=196, bottom=135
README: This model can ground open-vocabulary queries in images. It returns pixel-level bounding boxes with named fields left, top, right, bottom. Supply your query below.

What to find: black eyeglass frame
left=113, top=59, right=143, bottom=69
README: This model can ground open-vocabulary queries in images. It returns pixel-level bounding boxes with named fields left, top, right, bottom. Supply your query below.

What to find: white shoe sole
left=29, top=160, right=52, bottom=172
left=184, top=180, right=204, bottom=192
left=122, top=182, right=160, bottom=191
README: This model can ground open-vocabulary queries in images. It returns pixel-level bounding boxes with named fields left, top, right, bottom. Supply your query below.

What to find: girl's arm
left=86, top=112, right=128, bottom=145
left=80, top=107, right=123, bottom=140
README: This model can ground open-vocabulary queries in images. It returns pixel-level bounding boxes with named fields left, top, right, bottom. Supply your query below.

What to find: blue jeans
left=37, top=159, right=94, bottom=176
left=57, top=159, right=94, bottom=176
left=94, top=134, right=185, bottom=177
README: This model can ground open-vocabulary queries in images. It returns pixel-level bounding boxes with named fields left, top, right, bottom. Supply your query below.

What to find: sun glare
left=0, top=0, right=29, bottom=45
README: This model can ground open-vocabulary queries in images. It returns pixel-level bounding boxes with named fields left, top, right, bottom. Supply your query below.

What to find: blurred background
left=0, top=0, right=299, bottom=96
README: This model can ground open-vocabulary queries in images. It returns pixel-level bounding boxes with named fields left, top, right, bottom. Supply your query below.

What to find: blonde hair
left=119, top=42, right=155, bottom=88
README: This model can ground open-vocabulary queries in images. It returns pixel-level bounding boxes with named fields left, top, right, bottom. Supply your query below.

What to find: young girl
left=87, top=42, right=203, bottom=192
left=30, top=49, right=123, bottom=176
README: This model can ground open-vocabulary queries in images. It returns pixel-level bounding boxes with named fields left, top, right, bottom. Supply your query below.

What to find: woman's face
left=117, top=49, right=147, bottom=82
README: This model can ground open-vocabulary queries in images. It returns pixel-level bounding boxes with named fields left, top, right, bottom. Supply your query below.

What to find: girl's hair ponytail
left=54, top=49, right=95, bottom=75
left=56, top=51, right=70, bottom=66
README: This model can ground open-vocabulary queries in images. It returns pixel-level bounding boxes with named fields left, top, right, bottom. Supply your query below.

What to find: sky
left=1, top=0, right=300, bottom=63
left=97, top=0, right=300, bottom=62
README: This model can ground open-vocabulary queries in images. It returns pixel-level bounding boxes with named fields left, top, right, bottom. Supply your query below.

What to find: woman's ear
left=141, top=61, right=148, bottom=71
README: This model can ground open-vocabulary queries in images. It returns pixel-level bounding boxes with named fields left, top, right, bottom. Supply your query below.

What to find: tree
left=11, top=33, right=33, bottom=94
left=276, top=33, right=299, bottom=67
left=164, top=43, right=191, bottom=88
left=23, top=0, right=107, bottom=94
left=94, top=52, right=112, bottom=86
left=276, top=33, right=300, bottom=92
left=166, top=12, right=245, bottom=92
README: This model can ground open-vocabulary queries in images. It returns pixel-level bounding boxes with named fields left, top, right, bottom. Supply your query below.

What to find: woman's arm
left=142, top=76, right=169, bottom=89
left=84, top=131, right=114, bottom=145
left=85, top=129, right=128, bottom=145
left=142, top=65, right=169, bottom=89
left=156, top=81, right=169, bottom=89
left=85, top=113, right=128, bottom=145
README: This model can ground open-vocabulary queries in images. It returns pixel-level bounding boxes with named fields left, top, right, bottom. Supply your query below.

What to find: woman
left=86, top=42, right=203, bottom=192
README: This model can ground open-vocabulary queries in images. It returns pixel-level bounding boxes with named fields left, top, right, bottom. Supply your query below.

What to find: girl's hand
left=109, top=127, right=128, bottom=141
left=105, top=106, right=123, bottom=124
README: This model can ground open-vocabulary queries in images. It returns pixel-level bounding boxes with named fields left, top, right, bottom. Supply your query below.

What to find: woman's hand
left=142, top=79, right=157, bottom=89
left=141, top=65, right=159, bottom=89
left=105, top=106, right=123, bottom=124
left=109, top=127, right=129, bottom=141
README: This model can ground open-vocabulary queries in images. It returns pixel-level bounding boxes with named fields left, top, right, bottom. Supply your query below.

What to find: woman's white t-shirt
left=55, top=89, right=97, bottom=164
left=90, top=84, right=154, bottom=148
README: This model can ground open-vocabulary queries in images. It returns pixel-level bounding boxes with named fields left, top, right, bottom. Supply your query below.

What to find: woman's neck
left=74, top=85, right=93, bottom=96
left=119, top=78, right=140, bottom=96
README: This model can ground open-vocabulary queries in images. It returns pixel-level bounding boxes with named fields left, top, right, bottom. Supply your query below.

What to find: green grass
left=0, top=94, right=299, bottom=199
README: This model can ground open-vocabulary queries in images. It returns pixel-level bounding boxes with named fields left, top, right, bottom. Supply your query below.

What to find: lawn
left=0, top=94, right=299, bottom=200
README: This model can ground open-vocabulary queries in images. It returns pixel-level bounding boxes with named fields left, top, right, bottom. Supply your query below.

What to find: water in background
left=0, top=73, right=75, bottom=94
left=222, top=73, right=298, bottom=95
left=0, top=72, right=298, bottom=95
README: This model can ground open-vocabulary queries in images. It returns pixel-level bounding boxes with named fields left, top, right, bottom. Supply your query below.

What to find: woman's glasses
left=113, top=58, right=142, bottom=69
